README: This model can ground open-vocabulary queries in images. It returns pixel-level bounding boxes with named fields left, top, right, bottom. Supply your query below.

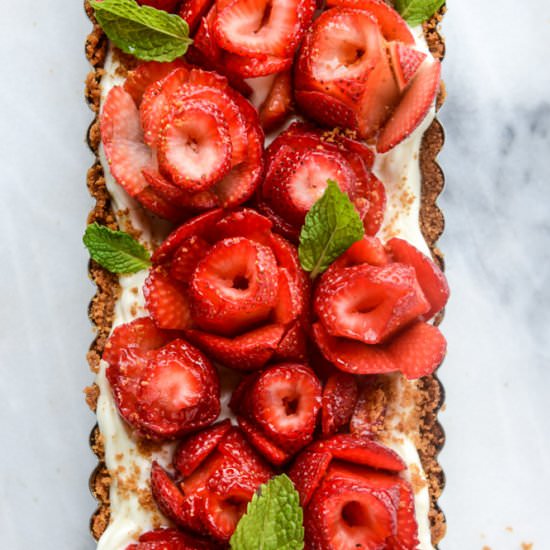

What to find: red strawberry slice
left=179, top=0, right=216, bottom=34
left=138, top=0, right=181, bottom=12
left=259, top=70, right=293, bottom=132
left=387, top=478, right=419, bottom=550
left=152, top=208, right=223, bottom=265
left=357, top=48, right=401, bottom=139
left=304, top=476, right=397, bottom=550
left=251, top=363, right=322, bottom=452
left=273, top=268, right=303, bottom=324
left=386, top=237, right=450, bottom=321
left=101, top=86, right=155, bottom=197
left=103, top=317, right=173, bottom=367
left=207, top=460, right=259, bottom=500
left=222, top=50, right=292, bottom=78
left=288, top=450, right=332, bottom=507
left=389, top=41, right=427, bottom=92
left=238, top=416, right=291, bottom=466
left=136, top=186, right=187, bottom=222
left=325, top=0, right=414, bottom=45
left=168, top=235, right=210, bottom=283
left=144, top=268, right=193, bottom=330
left=158, top=99, right=233, bottom=192
left=377, top=59, right=441, bottom=153
left=142, top=167, right=189, bottom=206
left=213, top=208, right=273, bottom=245
left=314, top=264, right=430, bottom=345
left=363, top=174, right=387, bottom=236
left=201, top=492, right=248, bottom=542
left=321, top=372, right=359, bottom=436
left=150, top=462, right=189, bottom=525
left=294, top=90, right=358, bottom=132
left=185, top=323, right=285, bottom=370
left=228, top=373, right=258, bottom=416
left=333, top=236, right=389, bottom=269
left=313, top=320, right=446, bottom=378
left=311, top=434, right=406, bottom=472
left=127, top=528, right=214, bottom=550
left=189, top=237, right=279, bottom=336
left=387, top=321, right=447, bottom=379
left=174, top=420, right=233, bottom=476
left=214, top=0, right=315, bottom=59
left=123, top=60, right=187, bottom=105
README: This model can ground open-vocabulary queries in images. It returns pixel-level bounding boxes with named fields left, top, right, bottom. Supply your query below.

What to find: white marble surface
left=0, top=1, right=549, bottom=549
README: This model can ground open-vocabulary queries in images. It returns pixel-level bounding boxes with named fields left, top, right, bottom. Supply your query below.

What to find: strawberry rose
left=144, top=208, right=310, bottom=370
left=312, top=236, right=449, bottom=379
left=294, top=0, right=441, bottom=152
left=101, top=62, right=263, bottom=221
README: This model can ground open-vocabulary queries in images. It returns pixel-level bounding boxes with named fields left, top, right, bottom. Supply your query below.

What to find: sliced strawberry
left=389, top=41, right=427, bottom=92
left=228, top=372, right=258, bottom=417
left=144, top=268, right=193, bottom=330
left=313, top=321, right=446, bottom=378
left=250, top=363, right=322, bottom=452
left=294, top=90, right=358, bottom=132
left=103, top=317, right=173, bottom=367
left=152, top=209, right=223, bottom=265
left=179, top=0, right=215, bottom=34
left=273, top=268, right=303, bottom=324
left=168, top=235, right=210, bottom=283
left=304, top=476, right=397, bottom=549
left=321, top=372, right=359, bottom=437
left=189, top=237, right=279, bottom=336
left=185, top=323, right=285, bottom=370
left=128, top=527, right=214, bottom=550
left=214, top=0, right=315, bottom=59
left=150, top=462, right=189, bottom=525
left=288, top=450, right=332, bottom=507
left=136, top=186, right=187, bottom=222
left=387, top=478, right=419, bottom=550
left=350, top=380, right=387, bottom=437
left=238, top=416, right=291, bottom=466
left=173, top=419, right=232, bottom=476
left=201, top=491, right=247, bottom=542
left=158, top=99, right=233, bottom=192
left=357, top=47, right=401, bottom=139
left=386, top=321, right=447, bottom=379
left=325, top=0, right=414, bottom=45
left=138, top=0, right=181, bottom=12
left=386, top=237, right=450, bottom=321
left=377, top=59, right=441, bottom=153
left=311, top=434, right=406, bottom=472
left=272, top=320, right=309, bottom=362
left=101, top=86, right=155, bottom=197
left=223, top=50, right=292, bottom=78
left=314, top=264, right=430, bottom=345
left=363, top=174, right=387, bottom=236
left=124, top=60, right=187, bottom=105
left=213, top=208, right=273, bottom=245
left=259, top=71, right=293, bottom=133
left=142, top=168, right=189, bottom=206
left=333, top=236, right=389, bottom=269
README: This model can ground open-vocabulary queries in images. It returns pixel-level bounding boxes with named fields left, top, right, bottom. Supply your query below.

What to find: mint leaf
left=299, top=180, right=364, bottom=279
left=230, top=474, right=304, bottom=550
left=395, top=0, right=445, bottom=27
left=83, top=223, right=151, bottom=274
left=91, top=0, right=192, bottom=62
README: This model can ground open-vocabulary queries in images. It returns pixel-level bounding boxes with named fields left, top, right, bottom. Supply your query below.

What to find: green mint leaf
left=230, top=474, right=304, bottom=550
left=299, top=180, right=364, bottom=279
left=91, top=0, right=192, bottom=62
left=395, top=0, right=445, bottom=27
left=83, top=223, right=151, bottom=274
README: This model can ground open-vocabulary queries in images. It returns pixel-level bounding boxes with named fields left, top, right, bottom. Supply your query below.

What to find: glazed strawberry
left=232, top=363, right=322, bottom=458
left=313, top=237, right=448, bottom=379
left=105, top=320, right=220, bottom=438
left=138, top=0, right=181, bottom=12
left=377, top=59, right=441, bottom=153
left=288, top=450, right=332, bottom=507
left=386, top=237, right=450, bottom=321
left=294, top=2, right=440, bottom=150
left=146, top=209, right=309, bottom=370
left=257, top=122, right=386, bottom=240
left=126, top=527, right=215, bottom=549
left=259, top=71, right=293, bottom=132
left=101, top=66, right=264, bottom=218
left=151, top=426, right=273, bottom=542
left=389, top=41, right=427, bottom=91
left=321, top=372, right=359, bottom=436
left=179, top=0, right=215, bottom=34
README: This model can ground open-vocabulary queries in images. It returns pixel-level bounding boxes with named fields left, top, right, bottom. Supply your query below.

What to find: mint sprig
left=91, top=0, right=192, bottom=62
left=83, top=223, right=151, bottom=274
left=298, top=180, right=364, bottom=279
left=230, top=474, right=304, bottom=550
left=395, top=0, right=445, bottom=27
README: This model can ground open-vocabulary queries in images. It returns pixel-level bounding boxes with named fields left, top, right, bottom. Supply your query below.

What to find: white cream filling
left=95, top=22, right=438, bottom=549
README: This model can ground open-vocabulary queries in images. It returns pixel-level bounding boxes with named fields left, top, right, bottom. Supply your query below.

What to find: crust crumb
left=521, top=543, right=534, bottom=550
left=84, top=384, right=100, bottom=411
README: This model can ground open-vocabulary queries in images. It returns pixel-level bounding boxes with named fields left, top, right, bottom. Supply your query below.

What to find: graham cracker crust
left=83, top=1, right=448, bottom=545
